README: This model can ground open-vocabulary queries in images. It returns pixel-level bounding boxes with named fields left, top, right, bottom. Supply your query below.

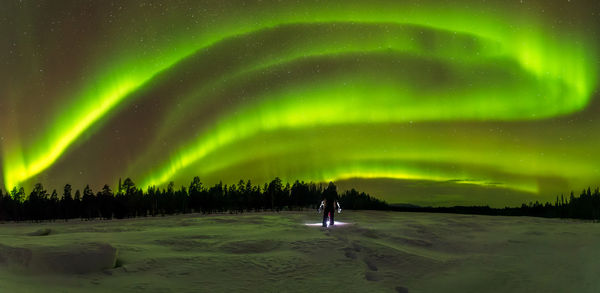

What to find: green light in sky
left=2, top=1, right=597, bottom=195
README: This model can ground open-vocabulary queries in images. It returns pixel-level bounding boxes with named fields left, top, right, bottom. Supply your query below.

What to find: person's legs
left=329, top=209, right=335, bottom=226
left=322, top=210, right=328, bottom=227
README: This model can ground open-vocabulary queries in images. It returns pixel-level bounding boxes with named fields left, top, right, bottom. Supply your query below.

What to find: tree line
left=2, top=176, right=599, bottom=222
left=392, top=187, right=600, bottom=221
left=0, top=177, right=387, bottom=222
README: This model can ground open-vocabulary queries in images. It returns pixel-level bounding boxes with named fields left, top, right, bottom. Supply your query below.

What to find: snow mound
left=0, top=242, right=117, bottom=274
left=26, top=228, right=52, bottom=236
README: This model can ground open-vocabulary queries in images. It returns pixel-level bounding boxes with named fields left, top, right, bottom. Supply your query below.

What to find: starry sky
left=1, top=0, right=599, bottom=207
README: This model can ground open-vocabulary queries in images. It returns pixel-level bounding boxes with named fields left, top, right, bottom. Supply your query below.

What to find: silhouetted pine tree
left=81, top=185, right=96, bottom=220
left=49, top=189, right=59, bottom=220
left=98, top=184, right=114, bottom=219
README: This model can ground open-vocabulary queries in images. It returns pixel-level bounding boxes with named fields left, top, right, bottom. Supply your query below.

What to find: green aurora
left=1, top=0, right=599, bottom=206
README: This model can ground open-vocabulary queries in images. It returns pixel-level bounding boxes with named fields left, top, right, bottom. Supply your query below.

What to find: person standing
left=322, top=182, right=341, bottom=227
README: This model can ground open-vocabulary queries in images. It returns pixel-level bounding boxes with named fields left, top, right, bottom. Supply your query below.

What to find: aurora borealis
left=1, top=0, right=599, bottom=207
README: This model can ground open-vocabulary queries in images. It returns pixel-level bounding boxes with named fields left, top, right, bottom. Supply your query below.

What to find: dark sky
left=1, top=0, right=599, bottom=207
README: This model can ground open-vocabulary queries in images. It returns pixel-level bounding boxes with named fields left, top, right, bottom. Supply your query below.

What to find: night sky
left=1, top=0, right=599, bottom=207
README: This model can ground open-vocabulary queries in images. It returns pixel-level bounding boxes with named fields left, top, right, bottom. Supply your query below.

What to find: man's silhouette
left=321, top=182, right=341, bottom=227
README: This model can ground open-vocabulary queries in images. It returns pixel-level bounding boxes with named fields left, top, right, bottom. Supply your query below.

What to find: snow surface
left=1, top=211, right=599, bottom=292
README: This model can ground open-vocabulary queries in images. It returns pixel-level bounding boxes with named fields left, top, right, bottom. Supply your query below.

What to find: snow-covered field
left=1, top=211, right=599, bottom=292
